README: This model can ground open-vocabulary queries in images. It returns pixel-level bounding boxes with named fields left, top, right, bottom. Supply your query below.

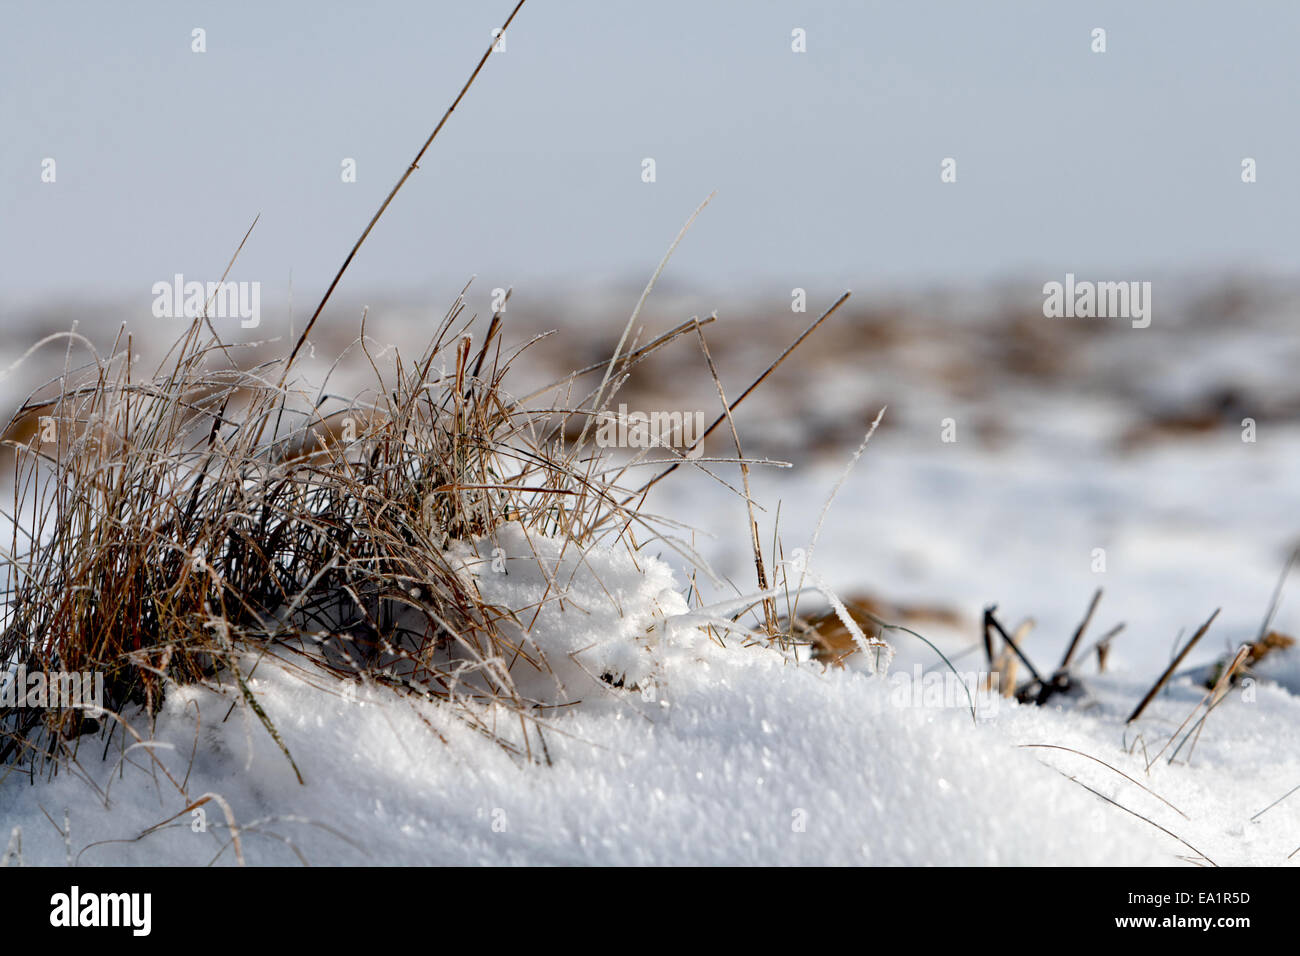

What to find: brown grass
left=0, top=282, right=735, bottom=780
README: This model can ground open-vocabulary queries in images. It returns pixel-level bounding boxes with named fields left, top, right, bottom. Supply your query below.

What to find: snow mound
left=2, top=530, right=1297, bottom=866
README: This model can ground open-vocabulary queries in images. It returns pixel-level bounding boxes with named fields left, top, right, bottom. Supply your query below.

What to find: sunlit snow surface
left=2, top=525, right=1298, bottom=866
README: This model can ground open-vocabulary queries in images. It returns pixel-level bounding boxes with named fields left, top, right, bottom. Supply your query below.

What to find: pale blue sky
left=2, top=0, right=1297, bottom=312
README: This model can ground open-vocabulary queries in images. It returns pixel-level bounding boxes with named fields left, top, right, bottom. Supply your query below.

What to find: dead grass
left=1, top=258, right=774, bottom=780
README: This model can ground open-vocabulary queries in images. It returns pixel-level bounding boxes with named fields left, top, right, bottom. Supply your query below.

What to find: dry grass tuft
left=0, top=293, right=720, bottom=778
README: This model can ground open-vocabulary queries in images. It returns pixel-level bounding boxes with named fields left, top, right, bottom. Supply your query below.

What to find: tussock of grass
left=0, top=294, right=717, bottom=778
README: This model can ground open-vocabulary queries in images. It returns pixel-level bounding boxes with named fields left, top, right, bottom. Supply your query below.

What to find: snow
left=446, top=521, right=689, bottom=704
left=3, top=523, right=1298, bottom=867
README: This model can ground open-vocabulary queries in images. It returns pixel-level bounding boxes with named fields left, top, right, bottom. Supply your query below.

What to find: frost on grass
left=447, top=521, right=690, bottom=704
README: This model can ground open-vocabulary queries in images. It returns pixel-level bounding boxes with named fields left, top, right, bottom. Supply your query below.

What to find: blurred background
left=3, top=0, right=1299, bottom=674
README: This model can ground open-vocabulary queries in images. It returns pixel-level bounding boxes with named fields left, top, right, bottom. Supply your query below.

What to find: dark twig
left=984, top=605, right=1046, bottom=691
left=1059, top=587, right=1101, bottom=673
left=1126, top=609, right=1220, bottom=724
left=1031, top=588, right=1104, bottom=706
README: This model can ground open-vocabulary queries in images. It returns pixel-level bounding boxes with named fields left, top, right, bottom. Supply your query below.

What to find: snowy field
left=3, top=533, right=1297, bottom=867
left=2, top=277, right=1299, bottom=866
